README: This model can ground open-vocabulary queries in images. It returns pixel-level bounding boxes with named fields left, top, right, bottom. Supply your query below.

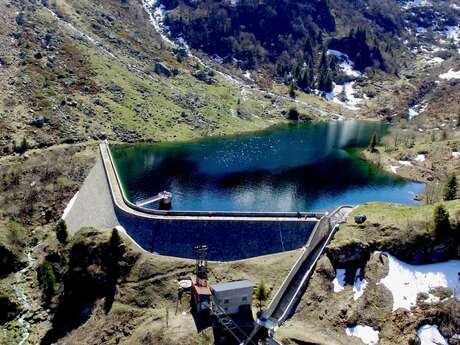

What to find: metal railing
left=101, top=141, right=325, bottom=219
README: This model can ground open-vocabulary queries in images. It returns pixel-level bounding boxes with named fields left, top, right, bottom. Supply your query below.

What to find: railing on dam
left=101, top=140, right=325, bottom=220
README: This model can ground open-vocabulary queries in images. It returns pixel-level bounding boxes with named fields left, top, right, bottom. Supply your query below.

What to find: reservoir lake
left=111, top=120, right=425, bottom=213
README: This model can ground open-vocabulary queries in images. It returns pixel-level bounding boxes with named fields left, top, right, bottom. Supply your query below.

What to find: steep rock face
left=327, top=203, right=460, bottom=266
left=327, top=240, right=371, bottom=267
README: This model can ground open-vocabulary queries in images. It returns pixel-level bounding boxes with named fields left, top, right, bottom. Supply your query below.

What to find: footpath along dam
left=64, top=141, right=331, bottom=261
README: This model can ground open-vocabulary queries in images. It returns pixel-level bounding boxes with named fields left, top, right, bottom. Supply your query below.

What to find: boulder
left=30, top=117, right=47, bottom=128
left=354, top=215, right=367, bottom=224
left=154, top=62, right=172, bottom=77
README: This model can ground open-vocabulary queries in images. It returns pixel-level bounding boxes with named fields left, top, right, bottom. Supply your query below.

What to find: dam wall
left=100, top=141, right=323, bottom=261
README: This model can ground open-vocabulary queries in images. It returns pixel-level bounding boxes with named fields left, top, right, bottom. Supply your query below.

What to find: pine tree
left=433, top=204, right=451, bottom=234
left=297, top=67, right=310, bottom=90
left=254, top=281, right=268, bottom=311
left=443, top=174, right=458, bottom=201
left=323, top=71, right=333, bottom=93
left=319, top=50, right=329, bottom=74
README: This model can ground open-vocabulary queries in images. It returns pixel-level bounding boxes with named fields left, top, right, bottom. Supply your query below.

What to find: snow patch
left=243, top=70, right=253, bottom=81
left=452, top=151, right=460, bottom=158
left=142, top=0, right=174, bottom=46
left=346, top=325, right=379, bottom=345
left=326, top=82, right=363, bottom=110
left=380, top=253, right=460, bottom=311
left=353, top=269, right=368, bottom=300
left=333, top=269, right=346, bottom=292
left=408, top=102, right=428, bottom=120
left=62, top=191, right=79, bottom=219
left=439, top=69, right=460, bottom=80
left=426, top=57, right=444, bottom=65
left=415, top=154, right=426, bottom=162
left=399, top=160, right=413, bottom=166
left=417, top=325, right=447, bottom=345
left=444, top=26, right=460, bottom=43
left=402, top=0, right=432, bottom=8
left=327, top=49, right=363, bottom=78
left=333, top=268, right=368, bottom=299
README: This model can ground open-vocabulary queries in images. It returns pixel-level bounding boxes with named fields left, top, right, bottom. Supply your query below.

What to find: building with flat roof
left=211, top=280, right=256, bottom=315
left=191, top=276, right=212, bottom=313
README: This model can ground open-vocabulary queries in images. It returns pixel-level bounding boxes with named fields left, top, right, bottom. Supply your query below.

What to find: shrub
left=38, top=260, right=58, bottom=303
left=14, top=137, right=29, bottom=154
left=443, top=174, right=458, bottom=201
left=433, top=204, right=450, bottom=234
left=54, top=219, right=68, bottom=244
left=287, top=106, right=300, bottom=121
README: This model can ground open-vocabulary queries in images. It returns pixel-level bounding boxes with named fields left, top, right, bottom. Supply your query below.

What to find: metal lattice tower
left=194, top=244, right=208, bottom=282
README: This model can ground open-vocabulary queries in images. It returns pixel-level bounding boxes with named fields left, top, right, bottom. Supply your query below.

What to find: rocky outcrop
left=41, top=227, right=139, bottom=345
left=0, top=288, right=21, bottom=324
left=327, top=240, right=371, bottom=267
left=327, top=217, right=459, bottom=267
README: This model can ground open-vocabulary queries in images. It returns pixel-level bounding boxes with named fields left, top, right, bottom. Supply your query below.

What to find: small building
left=191, top=276, right=212, bottom=313
left=211, top=280, right=256, bottom=315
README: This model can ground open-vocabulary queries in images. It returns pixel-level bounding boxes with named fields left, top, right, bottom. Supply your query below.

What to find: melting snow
left=243, top=70, right=253, bottom=81
left=62, top=191, right=79, bottom=219
left=380, top=253, right=460, bottom=311
left=399, top=160, right=412, bottom=166
left=444, top=26, right=460, bottom=43
left=326, top=82, right=363, bottom=110
left=452, top=152, right=460, bottom=158
left=333, top=269, right=346, bottom=292
left=333, top=268, right=368, bottom=300
left=415, top=154, right=426, bottom=162
left=353, top=268, right=368, bottom=300
left=439, top=69, right=460, bottom=80
left=417, top=325, right=447, bottom=345
left=426, top=57, right=444, bottom=64
left=327, top=50, right=362, bottom=78
left=408, top=102, right=428, bottom=120
left=346, top=325, right=379, bottom=345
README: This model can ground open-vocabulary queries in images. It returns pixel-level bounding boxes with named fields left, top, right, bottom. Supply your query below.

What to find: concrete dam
left=65, top=142, right=324, bottom=261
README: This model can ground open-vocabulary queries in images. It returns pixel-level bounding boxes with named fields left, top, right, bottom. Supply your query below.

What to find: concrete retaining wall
left=115, top=208, right=317, bottom=261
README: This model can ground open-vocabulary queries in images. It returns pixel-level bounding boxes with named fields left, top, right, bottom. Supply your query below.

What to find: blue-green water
left=111, top=120, right=425, bottom=212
